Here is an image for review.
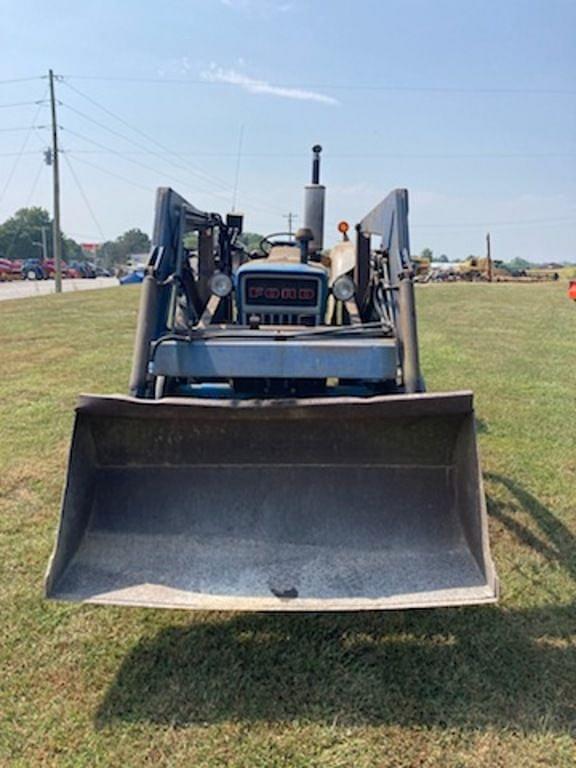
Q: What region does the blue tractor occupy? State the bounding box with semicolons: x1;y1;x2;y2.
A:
46;147;497;612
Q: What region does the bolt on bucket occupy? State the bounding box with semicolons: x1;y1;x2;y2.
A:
46;391;498;611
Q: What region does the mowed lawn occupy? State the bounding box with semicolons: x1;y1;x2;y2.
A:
0;283;574;767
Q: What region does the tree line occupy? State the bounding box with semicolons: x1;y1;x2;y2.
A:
0;207;151;269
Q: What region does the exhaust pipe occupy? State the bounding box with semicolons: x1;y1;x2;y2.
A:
303;145;325;253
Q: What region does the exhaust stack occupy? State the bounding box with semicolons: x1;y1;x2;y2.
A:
303;144;325;253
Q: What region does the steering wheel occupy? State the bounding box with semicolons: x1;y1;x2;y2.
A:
258;232;296;256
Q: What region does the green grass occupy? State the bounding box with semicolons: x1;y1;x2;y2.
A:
0;283;575;767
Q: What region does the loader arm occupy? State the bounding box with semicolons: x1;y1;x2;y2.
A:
130;185;422;400
46;146;498;612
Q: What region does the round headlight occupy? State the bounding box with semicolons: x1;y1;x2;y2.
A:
209;272;233;297
332;274;355;302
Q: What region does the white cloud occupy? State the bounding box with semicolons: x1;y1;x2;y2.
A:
201;66;339;106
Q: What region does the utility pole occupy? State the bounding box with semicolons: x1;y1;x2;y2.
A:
283;212;298;236
486;232;493;283
33;225;49;261
41;225;49;262
48;69;62;293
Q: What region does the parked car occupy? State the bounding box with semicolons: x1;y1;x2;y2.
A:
83;262;97;278
66;264;82;279
42;259;76;279
119;267;145;285
69;261;97;279
0;258;23;281
21;258;47;280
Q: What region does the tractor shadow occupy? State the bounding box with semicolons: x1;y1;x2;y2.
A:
475;416;489;434
95;477;575;732
486;472;576;582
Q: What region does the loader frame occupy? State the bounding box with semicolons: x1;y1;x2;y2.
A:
45;149;498;612
130;187;423;400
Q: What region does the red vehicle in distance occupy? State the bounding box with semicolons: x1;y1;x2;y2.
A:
0;259;23;281
42;259;80;279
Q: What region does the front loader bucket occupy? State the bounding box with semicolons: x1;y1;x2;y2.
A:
46;392;498;611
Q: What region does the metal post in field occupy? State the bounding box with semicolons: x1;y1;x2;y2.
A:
49;69;62;294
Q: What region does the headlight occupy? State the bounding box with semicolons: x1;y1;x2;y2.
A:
209;272;233;297
332;275;355;302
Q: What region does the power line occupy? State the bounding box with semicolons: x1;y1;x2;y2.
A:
0;92;47;211
70;154;155;193
61;125;231;203
0;125;47;132
61;80;242;192
62;126;282;216
60;74;576;96
63;149;576;233
60;99;232;196
60;148;576;160
0;75;44;85
27;161;46;203
0;151;41;157
60;78;284;215
412;217;576;230
5;160;46;258
62;152;107;240
0;100;47;109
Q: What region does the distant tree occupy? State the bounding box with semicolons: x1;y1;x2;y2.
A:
115;228;151;256
0;207;52;261
238;231;266;252
0;207;86;263
420;247;433;262
438;254;449;263
98;241;120;270
505;257;531;271
98;228;151;270
63;237;84;262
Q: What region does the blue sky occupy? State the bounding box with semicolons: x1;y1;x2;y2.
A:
0;0;575;261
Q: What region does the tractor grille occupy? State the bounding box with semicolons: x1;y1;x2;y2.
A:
238;269;324;328
244;312;317;327
254;313;317;326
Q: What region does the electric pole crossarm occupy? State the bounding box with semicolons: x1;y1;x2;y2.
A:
283;212;298;236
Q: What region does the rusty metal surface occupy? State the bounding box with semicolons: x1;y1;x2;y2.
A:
46;392;498;611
